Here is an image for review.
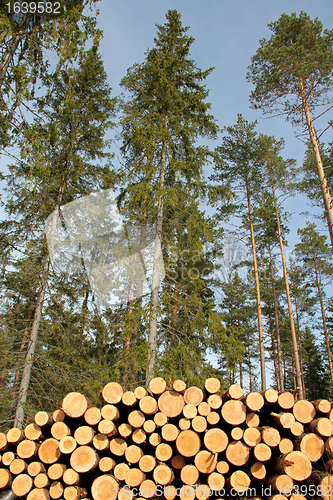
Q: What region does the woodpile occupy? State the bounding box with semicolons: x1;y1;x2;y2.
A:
1;379;333;500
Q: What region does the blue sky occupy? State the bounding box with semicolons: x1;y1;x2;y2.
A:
95;0;333;250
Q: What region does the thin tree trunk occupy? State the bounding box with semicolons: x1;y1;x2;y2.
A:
244;174;266;390
248;344;252;392
314;266;333;392
294;297;306;399
146;142;166;385
299;78;333;248
268;244;284;391
269;172;303;398
239;360;243;389
14;187;63;428
267;300;280;392
8;324;29;417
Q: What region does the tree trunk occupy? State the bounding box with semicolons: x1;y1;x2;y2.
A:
299;78;333;249
146;141;166;384
269;172;303;398
267;302;280;392
268;244;284;391
314;266;333;392
294;298;306;399
244;174;266;390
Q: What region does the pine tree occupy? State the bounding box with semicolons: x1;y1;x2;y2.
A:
248;12;333;248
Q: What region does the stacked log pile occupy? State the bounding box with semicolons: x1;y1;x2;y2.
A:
1;378;333;500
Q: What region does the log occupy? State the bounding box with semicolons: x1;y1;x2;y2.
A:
318;474;333;500
195;485;211;500
27;463;46;477
51;422;71;441
183;404;197;419
293;400;316;424
198;402;211;417
12;474;33;497
171;455;185;470
1;453;15;467
261;427;281;447
223;383;243;400
139;479;156;499
275;451;312;481
84;407;101;427
122;391;137;408
173;380;186;393
53;410;65;423
289;422;304;437
49;481;63;500
155;443;172;462
134;387;148;400
204;428;228;453
270;412;295;429
97;419;116;438
204;378;221;394
243;392;264;412
225;441;250;466
34;473;50;489
70;446;99;474
192;416;207;434
100;405;119;423
325;436;333;455
99;457;115;473
132;429;146;445
226;471;251;493
154;413;168;427
295;433;324;462
38;439;61;464
246;412;260;428
0;470;12;490
243;427;261;447
110;438;127;457
216;461;229;474
74;426;95;446
118;486;133;500
249;462;266;480
148;377;167;395
206;412;220;426
206;395;222;410
179;485;195;500
261;388;278;404
64;486;87;500
34;413;53;428
184;387;203;407
63;469;81;486
309;418;333;437
118;424;132;439
180;465;199;485
27;488;50;500
143;421;155;434
128;411;145;429
313;399;331;415
267;475;294;495
179;418;191;431
230;427;244;441
221;400;246;425
194;450;217;474
101;382;123;405
0;435;8;452
6;428;24;445
277;392;295;410
59;436;77;455
114;463;129;482
139;397;158;416
62;393;90;419
9;459;27;475
125;445;143;464
125;468;146;487
153;464;174;485
47;464;66;481
253;443;272;462
91;475;119;500
138;455;156;473
279;439;294;454
176;430;200;457
161;424;179;442
207;472;225;491
25;424;43;442
148;433;161;447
